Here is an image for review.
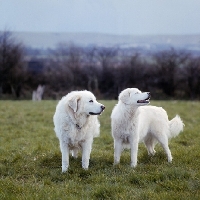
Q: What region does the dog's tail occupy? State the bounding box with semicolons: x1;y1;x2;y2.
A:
168;115;184;139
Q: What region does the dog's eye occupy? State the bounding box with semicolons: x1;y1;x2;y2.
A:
89;100;93;103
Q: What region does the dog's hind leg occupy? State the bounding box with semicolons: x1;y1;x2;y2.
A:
144;135;157;156
155;133;172;162
114;139;123;165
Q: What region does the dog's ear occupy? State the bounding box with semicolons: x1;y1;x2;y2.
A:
119;88;131;104
68;95;81;112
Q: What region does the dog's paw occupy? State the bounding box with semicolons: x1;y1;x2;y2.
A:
82;164;89;170
114;158;120;165
62;164;68;173
82;161;89;170
82;167;88;170
148;150;156;156
168;157;173;163
131;162;137;168
62;169;68;173
113;161;120;166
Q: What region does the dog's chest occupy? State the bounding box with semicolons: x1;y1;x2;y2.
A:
63;123;88;147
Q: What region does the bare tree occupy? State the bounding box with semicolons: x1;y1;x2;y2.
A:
66;44;87;89
113;52;148;97
96;47;118;96
153;49;189;97
45;43;88;97
0;31;25;98
83;46;100;95
182;56;200;99
42;44;200;100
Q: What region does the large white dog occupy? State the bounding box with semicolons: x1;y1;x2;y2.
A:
111;88;184;167
53;90;105;172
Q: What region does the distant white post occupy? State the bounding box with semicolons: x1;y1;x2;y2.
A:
32;85;45;101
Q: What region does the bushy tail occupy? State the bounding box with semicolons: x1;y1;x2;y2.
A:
168;115;184;139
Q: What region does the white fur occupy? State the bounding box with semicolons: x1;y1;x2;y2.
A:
53;90;105;172
111;88;184;167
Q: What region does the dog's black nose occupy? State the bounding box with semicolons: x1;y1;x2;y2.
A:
148;92;151;97
101;105;105;110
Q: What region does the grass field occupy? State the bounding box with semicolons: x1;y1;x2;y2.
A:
0;100;200;200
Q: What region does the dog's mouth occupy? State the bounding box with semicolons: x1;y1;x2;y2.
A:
89;106;105;115
89;112;101;115
89;111;104;115
137;96;150;104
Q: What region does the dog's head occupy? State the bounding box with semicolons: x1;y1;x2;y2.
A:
66;90;105;116
119;88;150;106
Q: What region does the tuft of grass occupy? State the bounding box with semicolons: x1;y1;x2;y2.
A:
0;100;200;199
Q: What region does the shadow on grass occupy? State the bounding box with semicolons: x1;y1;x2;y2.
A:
139;151;167;165
176;140;192;146
39;153;113;170
36;153;117;184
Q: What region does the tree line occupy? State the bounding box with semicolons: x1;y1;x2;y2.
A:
1;31;200;100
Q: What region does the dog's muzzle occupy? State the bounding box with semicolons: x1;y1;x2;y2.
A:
89;105;105;115
137;92;151;104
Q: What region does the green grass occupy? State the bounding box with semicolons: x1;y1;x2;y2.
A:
0;100;200;200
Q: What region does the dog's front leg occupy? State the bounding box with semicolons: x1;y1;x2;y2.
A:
114;138;123;165
60;140;69;172
81;140;92;169
130;137;139;168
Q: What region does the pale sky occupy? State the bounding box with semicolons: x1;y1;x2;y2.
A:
1;0;200;35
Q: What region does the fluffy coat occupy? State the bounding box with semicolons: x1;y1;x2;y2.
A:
53;90;105;172
111;88;184;167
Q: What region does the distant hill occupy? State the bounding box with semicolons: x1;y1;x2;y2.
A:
9;31;200;52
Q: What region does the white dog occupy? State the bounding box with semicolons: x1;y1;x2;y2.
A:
111;88;184;167
53;90;105;172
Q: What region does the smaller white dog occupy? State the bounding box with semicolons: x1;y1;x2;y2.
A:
111;88;184;167
53;90;105;172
